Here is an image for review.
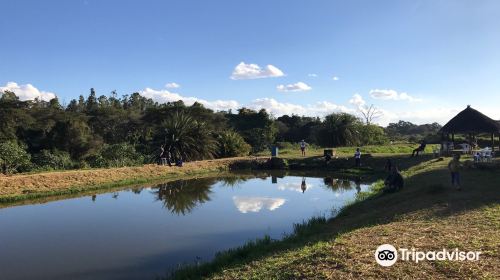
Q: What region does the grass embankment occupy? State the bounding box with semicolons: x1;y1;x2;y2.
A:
171;156;500;279
0;143;434;204
0;157;265;203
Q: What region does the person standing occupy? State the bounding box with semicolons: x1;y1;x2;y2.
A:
354;148;361;167
159;145;167;166
300;140;307;157
448;154;462;190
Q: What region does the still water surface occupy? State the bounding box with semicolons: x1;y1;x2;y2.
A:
0;172;371;280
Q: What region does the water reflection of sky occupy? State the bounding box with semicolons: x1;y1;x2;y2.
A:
0;174;371;280
232;196;286;213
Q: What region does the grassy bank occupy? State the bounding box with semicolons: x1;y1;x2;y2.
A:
170;157;500;279
0;157;266;203
0;144;436;203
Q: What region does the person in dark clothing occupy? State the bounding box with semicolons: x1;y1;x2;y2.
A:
384;159;392;173
324;153;332;165
411;140;427;157
384;166;404;193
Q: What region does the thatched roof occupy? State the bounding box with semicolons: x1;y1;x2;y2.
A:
440;106;500;134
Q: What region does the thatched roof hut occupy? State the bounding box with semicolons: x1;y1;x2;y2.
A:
440;106;500;134
440;106;500;152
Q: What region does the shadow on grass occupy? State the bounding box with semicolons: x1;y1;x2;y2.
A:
167;158;500;279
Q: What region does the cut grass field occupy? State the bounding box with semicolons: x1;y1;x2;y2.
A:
170;156;500;279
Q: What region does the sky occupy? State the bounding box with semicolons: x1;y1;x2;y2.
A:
1;0;500;126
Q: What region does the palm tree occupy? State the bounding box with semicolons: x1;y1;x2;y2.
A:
162;111;217;161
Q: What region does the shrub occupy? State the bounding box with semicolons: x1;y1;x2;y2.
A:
32;149;73;170
87;143;144;168
0;141;31;174
358;124;389;145
217;131;251;158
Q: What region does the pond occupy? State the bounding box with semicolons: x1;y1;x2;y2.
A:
0;172;372;280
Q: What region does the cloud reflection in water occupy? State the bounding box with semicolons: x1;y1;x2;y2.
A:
232;196;286;213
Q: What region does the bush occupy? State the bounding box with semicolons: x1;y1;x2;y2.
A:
217;131;251;158
358;124;389;145
32;149;73;170
87;143;144;168
0;141;31;174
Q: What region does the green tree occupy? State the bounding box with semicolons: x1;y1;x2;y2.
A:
0;141;31;174
358;124;389;145
228;108;277;152
314;113;362;146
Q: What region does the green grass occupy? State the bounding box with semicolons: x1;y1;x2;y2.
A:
259;143;439;158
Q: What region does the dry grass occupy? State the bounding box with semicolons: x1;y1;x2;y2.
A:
0;157;262;200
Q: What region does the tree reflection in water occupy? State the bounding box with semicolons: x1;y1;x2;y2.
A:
323;177;356;192
152;178;216;215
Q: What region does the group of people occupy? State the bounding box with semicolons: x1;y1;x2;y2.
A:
159;145;183;167
298;139;463;192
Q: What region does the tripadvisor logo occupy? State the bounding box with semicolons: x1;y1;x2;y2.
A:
375;244;481;267
375;244;398;266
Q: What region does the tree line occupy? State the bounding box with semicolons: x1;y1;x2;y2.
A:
0;89;441;174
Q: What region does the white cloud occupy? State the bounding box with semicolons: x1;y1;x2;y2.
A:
308;73;318;77
232;196;286;213
332;76;340;81
349;93;366;108
0;82;57;101
139;86;239;111
277;82;312;92
165;82;180;89
230;62;285;80
249;98;353;117
369;89;422;102
250;98;304;116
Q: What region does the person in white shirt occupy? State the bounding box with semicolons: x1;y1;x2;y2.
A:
354;148;361;167
300;140;307;156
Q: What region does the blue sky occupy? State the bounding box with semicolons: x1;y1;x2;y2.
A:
1;0;500;125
